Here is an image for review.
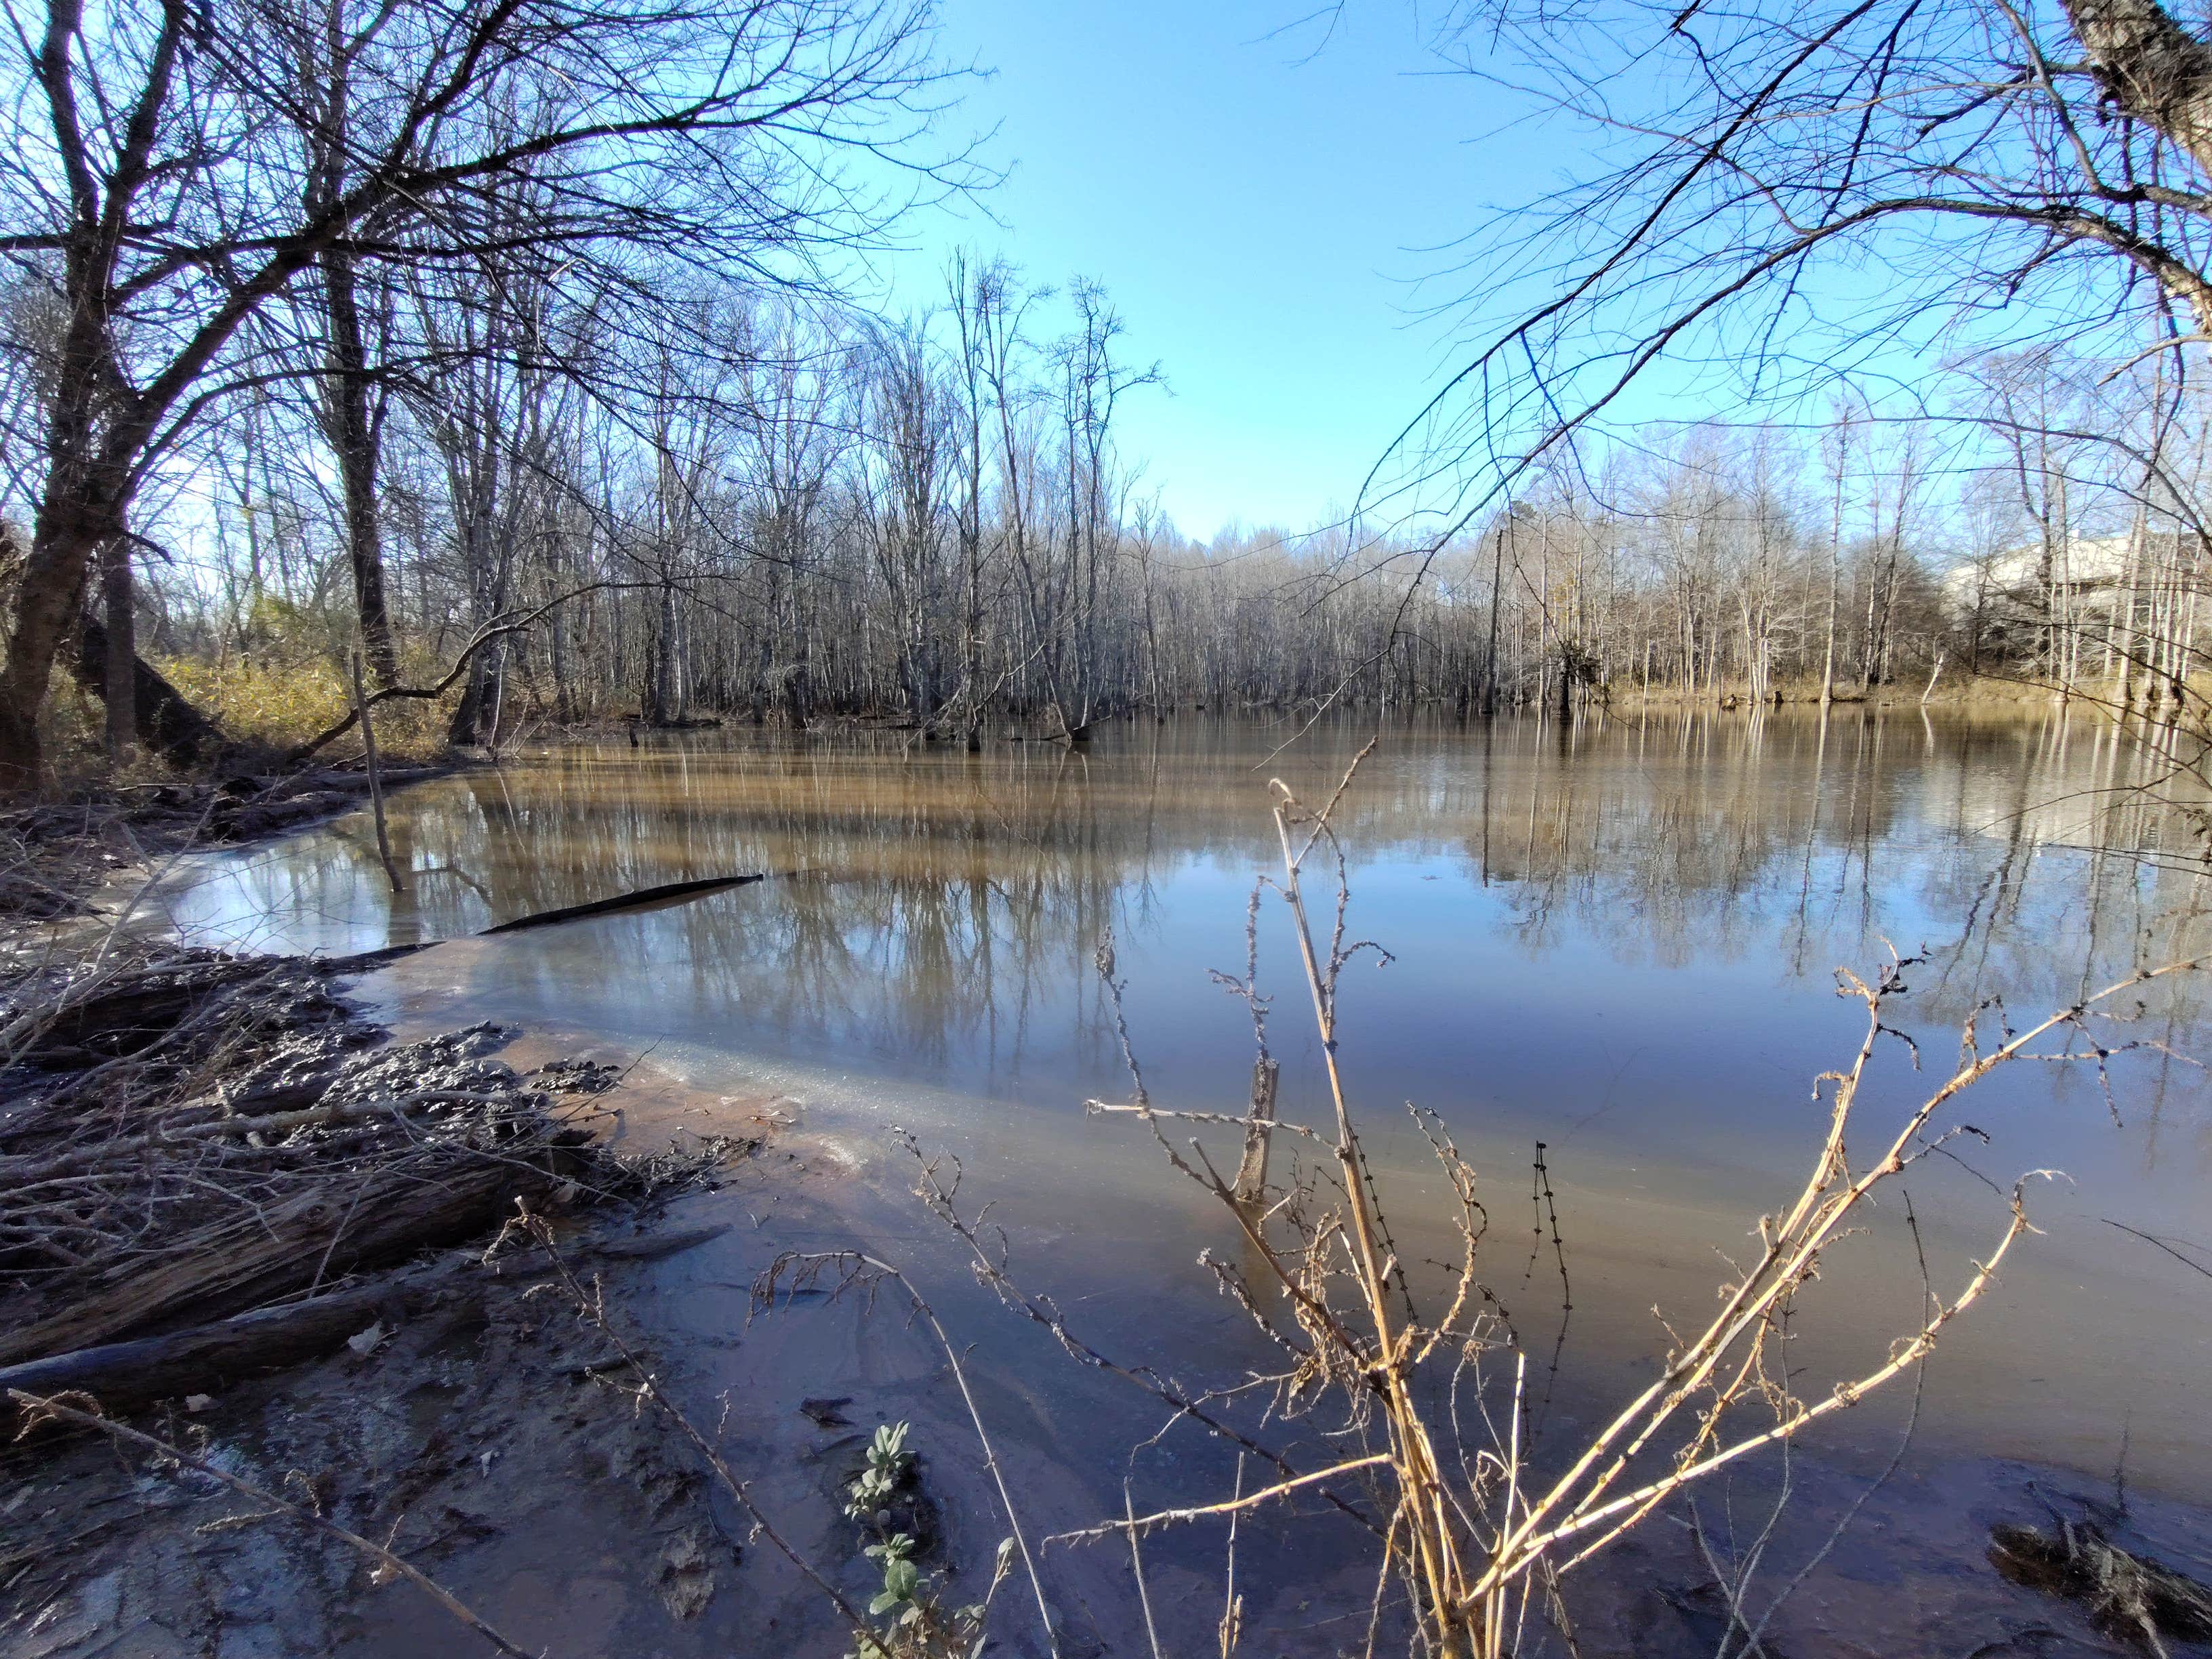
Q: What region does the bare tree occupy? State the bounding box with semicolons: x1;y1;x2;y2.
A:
0;0;961;787
1381;0;2212;602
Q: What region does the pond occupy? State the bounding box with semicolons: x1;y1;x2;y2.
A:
145;709;2212;1648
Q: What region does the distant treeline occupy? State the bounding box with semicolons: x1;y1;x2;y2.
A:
7;0;2211;786
24;256;2212;760
120;314;2210;746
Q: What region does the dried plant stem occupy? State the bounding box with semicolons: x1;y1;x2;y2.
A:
1126;1479;1165;1659
1220;1452;1246;1659
1074;756;2197;1659
1054;1456;1394;1543
1270;779;1475;1653
1463;956;2208;1622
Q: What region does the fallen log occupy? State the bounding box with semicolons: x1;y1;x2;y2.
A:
71;609;230;773
583;1222;730;1261
0;1258;465;1429
0;1223;733;1427
0;1143;583;1365
478;872;764;935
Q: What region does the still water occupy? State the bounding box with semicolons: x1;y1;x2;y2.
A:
149;712;2212;1515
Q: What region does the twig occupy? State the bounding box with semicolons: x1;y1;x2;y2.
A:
5;1391;533;1659
1049;1456;1393;1544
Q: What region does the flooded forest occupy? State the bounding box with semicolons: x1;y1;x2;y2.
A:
7;0;2212;1657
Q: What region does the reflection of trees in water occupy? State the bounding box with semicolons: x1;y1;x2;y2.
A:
171;712;2212;1072
1444;710;2212;1025
351;735;1190;1084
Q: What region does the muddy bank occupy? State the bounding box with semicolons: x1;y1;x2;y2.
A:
16;1152;2209;1659
6;947;2211;1658
0;936;777;1657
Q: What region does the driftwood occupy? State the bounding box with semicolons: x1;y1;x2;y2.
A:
0;1257;465;1427
0;1223;733;1427
584;1222;731;1261
316;874;775;951
0;1138;583;1364
478;873;764;935
1992;1520;2212;1646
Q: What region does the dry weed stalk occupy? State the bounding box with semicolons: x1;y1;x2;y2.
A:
1053;751;2206;1658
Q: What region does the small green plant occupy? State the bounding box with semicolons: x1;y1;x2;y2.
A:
843;1421;915;1522
848;1532;1006;1659
835;1425;1012;1659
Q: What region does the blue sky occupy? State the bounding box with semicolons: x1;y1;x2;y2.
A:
880;2;1514;542
859;3;2158;550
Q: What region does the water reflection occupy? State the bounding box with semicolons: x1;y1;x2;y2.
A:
153;710;2212;1164
161;712;2212;1016
150;709;2212;1493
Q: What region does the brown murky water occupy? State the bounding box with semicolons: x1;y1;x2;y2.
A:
144;710;2212;1650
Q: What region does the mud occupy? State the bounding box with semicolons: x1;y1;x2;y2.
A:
7;1090;2211;1658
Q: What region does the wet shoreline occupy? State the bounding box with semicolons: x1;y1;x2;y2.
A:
10;710;2209;1655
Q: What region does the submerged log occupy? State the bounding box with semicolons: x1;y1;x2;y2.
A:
1992;1521;2212;1644
478;872;764;935
1233;1057;1280;1205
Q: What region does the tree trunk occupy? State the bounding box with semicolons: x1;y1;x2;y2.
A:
100;534;137;760
2065;0;2212;175
323;249;398;689
0;491;121;791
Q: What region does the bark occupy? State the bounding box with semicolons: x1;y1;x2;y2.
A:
323;249;398;688
2064;0;2212;174
655;577;684;723
99;535;136;759
0;471;119;792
